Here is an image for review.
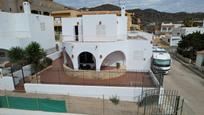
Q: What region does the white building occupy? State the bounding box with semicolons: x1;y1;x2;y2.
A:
0;2;56;64
196;50;204;67
62;4;153;72
160;22;182;34
161;25;204;46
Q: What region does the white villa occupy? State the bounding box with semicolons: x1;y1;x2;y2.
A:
62;4;153;72
0;2;56;65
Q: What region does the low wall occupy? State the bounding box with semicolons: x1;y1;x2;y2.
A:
176;53;192;63
149;70;160;87
25;83;154;102
47;51;61;60
0;108;83;115
0;76;15;91
63;64;126;80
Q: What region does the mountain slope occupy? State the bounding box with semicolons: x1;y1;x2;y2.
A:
80;4;204;25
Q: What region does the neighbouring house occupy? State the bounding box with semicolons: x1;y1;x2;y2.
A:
0;0;71;15
0;2;56;66
196;50;204;67
160;22;174;34
161;23;204;47
62;3;153;71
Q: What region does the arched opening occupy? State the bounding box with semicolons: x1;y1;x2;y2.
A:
101;51;126;70
78;52;96;70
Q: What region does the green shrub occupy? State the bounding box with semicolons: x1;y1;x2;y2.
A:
109;95;120;105
45;57;53;66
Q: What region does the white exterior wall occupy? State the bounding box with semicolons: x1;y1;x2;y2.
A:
25;83;154;102
196;54;204;67
0;76;15;91
82;14;118;41
29;14;56;50
0;12;24;50
64;40;152;71
170;36;182;46
183;27;204;35
117;16;127;40
62;14;128;42
0;12;55;50
0;108;83;115
62;17;82;41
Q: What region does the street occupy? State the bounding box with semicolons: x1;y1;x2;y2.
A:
164;59;204;115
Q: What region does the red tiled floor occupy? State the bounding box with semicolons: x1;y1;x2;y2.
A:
40;57;155;87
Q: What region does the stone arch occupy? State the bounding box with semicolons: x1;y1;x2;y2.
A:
100;51;126;70
78;51;96;70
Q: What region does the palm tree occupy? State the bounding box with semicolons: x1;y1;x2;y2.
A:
25;42;46;74
8;47;26;83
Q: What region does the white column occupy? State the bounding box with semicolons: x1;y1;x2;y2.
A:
96;58;101;72
158;87;164;105
72;55;79;70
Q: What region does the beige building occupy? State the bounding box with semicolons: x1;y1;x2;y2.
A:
51;9;135;31
0;0;71;15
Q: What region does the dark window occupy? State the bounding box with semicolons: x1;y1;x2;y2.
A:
75;26;79;41
20;6;23;11
43;12;50;16
9;8;12;12
54;26;62;33
31;10;38;14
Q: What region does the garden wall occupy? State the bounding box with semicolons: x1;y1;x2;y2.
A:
0;76;15;91
47;51;61;60
63;64;126;80
0;108;83;115
25;83;155;102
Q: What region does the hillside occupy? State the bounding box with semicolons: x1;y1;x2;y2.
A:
81;4;204;26
80;4;120;11
128;9;204;25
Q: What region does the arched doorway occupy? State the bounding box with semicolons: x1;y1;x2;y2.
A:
101;51;126;70
78;52;96;70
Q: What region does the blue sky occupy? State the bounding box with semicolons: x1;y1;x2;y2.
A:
54;0;204;13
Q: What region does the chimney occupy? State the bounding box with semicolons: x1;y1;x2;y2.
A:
120;0;126;17
23;1;31;14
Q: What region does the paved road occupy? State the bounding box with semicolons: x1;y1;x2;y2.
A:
164;59;204;115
